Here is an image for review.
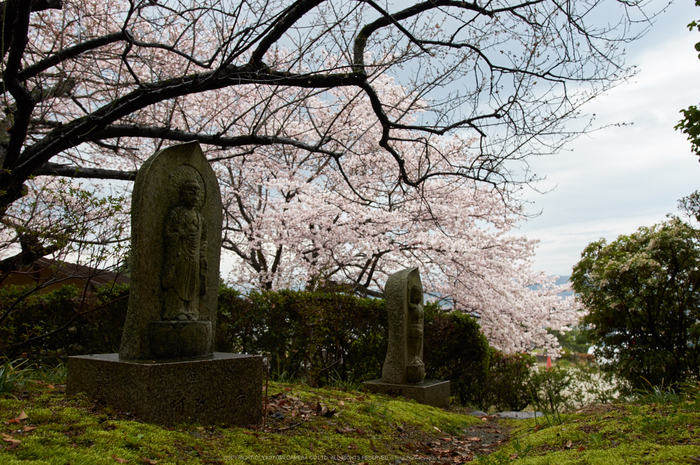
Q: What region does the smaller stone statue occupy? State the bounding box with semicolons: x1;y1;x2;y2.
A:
162;179;208;321
363;266;450;407
382;267;426;384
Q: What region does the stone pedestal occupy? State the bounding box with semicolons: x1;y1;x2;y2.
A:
67;352;262;426
363;379;450;409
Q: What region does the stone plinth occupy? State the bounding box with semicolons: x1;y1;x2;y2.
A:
363;379;450;409
67;352;262;426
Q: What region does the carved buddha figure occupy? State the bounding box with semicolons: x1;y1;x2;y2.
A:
162;179;208;321
406;282;424;369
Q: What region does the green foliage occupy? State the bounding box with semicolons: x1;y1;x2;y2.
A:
636;378;683;405
548;326;593;354
216;286;388;385
0;283;129;360
676;105;700;158
677;1;700;158
528;366;572;426
679;190;700;224
0;359;67;397
480;351;535;412
0;358;30;397
2;279;518;411
217;286;524;412
571;218;700;389
423;309;491;407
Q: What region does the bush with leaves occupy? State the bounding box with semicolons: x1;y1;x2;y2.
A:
423;309;490;408
481;351;535;412
572;218;700;389
4;280;541;411
0;283;129;361
216;287;388;385
217;286;508;405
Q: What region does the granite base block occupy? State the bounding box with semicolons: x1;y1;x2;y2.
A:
362;379;450;408
66;352;262;426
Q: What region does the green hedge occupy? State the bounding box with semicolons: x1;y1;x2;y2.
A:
1;283;533;411
216;286;530;411
0;283;129;361
216;287;388;385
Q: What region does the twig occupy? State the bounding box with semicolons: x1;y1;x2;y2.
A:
275;422;301;432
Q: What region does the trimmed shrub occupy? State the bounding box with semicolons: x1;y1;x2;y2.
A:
0;283;129;361
423;309;490;407
2;281;532;412
216;287;388;385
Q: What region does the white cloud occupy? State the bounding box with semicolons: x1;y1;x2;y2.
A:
516;0;700;277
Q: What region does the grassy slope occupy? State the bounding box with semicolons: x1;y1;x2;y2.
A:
483;398;700;464
1;380;700;464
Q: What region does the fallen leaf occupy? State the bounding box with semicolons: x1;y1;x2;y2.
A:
112;456;129;464
433;426;442;432
566;440;572;449
22;426;36;432
510;454;519;459
6;411;28;425
577;446;586;452
338;400;345;407
2;433;20;444
466;437;482;442
140;458;159;465
533;424;543;432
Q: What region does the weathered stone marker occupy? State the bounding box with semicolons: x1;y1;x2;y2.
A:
67;142;262;426
364;267;450;408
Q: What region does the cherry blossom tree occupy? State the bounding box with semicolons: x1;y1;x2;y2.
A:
218;78;579;353
2;0;656;212
0;0;653;350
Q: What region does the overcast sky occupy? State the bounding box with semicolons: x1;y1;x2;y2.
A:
515;0;700;278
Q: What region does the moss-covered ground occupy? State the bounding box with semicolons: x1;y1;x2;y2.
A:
1;379;700;464
481;397;700;464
